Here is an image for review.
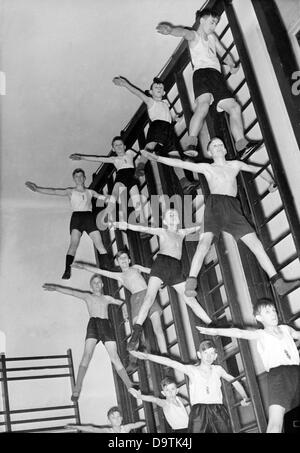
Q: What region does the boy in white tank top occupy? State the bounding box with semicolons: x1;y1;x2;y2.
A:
25;168;111;279
131;340;249;433
198;298;300;433
113;76;181;174
70;137;146;225
156;8;262;159
129;377;189;433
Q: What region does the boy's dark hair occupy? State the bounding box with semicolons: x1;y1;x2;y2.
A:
195;8;220;22
253;298;276;317
72;168;85;178
116;248;131;260
107;406;121;418
150;77;164;90
199;339;217;352
111;136;124;146
207;136;223;151
160;377;176;389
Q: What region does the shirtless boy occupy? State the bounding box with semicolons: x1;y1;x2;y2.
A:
72;250;167;355
65;406;145;433
113;208;212;351
43;274;133;401
141;139;300;298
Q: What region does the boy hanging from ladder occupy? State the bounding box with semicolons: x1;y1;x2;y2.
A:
113;208;213;352
141;138;300;298
131;339;250;433
70;136;146;225
43;274;133;402
156;7;262;159
197;298;300;433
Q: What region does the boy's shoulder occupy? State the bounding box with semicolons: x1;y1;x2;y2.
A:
90;292;110;301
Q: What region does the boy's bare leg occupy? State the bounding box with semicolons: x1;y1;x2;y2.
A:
106;184;122;223
185;232;214;297
241;232;300;295
105;341;133;389
62;229;81;279
135;142;156;176
72;338;97;401
218;98;244;144
89;230;111;270
149;311;168;354
174;282;212;324
266;405;285;433
129;186;146;224
219;98;263;158
89;230;107;255
185;94;210;156
128;277;162;351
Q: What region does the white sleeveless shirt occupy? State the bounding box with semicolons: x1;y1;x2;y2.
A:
186;364;223;405
70;189;93;212
163;397;189;429
114;149;135;171
189;31;221;72
257;325;300;372
148;99;172;123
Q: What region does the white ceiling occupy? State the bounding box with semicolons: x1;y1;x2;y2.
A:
1;0;204;204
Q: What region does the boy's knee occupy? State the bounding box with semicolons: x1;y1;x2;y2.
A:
230;101;241;115
196;101;209;115
197;238;211;253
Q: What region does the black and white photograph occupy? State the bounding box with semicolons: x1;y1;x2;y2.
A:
0;0;300;438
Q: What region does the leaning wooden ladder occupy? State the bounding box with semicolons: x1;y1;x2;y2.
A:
0;350;80;432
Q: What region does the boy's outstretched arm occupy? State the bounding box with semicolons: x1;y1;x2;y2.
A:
106;296;125;307
214;35;239;74
196;326;260;341
180;225;202;237
123;421;146;432
42;283;89;301
113;220;161;237
129;388;166;408
156;23;195;41
25;182;70;197
132;264;151;274
65;423;107;433
90;190;109;202
113;76;152;106
238;162;277;193
69;153;115;163
72;261;123;282
220;368;250;406
141;150;209;174
131;351;189;375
